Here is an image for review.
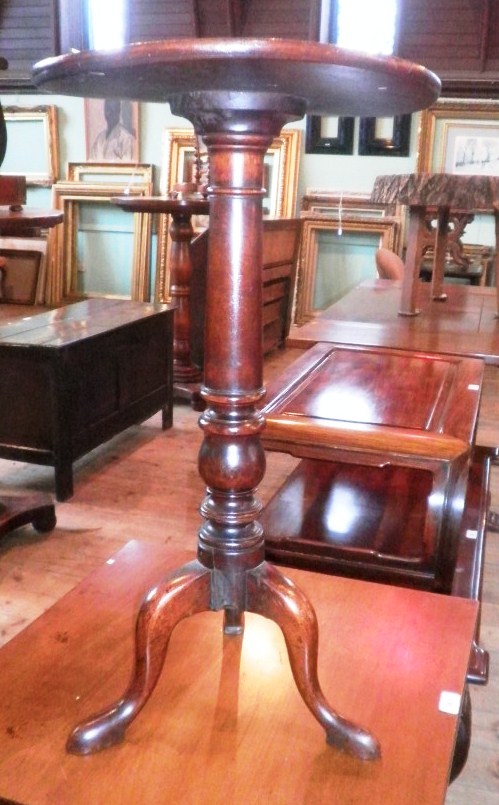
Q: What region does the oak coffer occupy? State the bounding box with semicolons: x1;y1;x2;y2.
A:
0;298;174;500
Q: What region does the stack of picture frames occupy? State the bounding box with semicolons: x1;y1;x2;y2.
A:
46;98;152;306
50;162;154;306
295;190;404;324
0;105;59;305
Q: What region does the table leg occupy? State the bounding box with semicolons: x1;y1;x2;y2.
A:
168;209;203;404
431;206;450;301
65;90;380;762
399;205;426;316
0;493;56;538
494;207;499;316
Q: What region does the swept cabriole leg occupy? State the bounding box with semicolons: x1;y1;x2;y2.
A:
67;560;211;755
247;562;381;761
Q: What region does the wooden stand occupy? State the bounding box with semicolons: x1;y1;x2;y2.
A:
113;195;209;409
33;38;440;760
0;204;63;540
0;540;478;804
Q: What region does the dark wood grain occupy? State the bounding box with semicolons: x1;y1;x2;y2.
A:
0;299;174;500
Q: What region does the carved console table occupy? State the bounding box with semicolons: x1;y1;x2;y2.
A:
371;173;499;315
33;38;440;761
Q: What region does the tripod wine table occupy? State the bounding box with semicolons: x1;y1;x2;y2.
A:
33;38;440;761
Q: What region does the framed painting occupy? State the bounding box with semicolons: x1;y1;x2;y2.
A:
84;98;140;163
417;99;499;175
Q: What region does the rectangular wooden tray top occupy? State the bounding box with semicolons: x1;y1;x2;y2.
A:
262;342;484;464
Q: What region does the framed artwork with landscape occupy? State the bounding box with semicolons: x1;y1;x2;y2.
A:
417;99;499;175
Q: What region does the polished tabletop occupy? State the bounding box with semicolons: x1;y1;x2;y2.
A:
287;279;499;364
0;540;477;805
32;38;440;117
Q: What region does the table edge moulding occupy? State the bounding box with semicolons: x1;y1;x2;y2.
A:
31;39;441;762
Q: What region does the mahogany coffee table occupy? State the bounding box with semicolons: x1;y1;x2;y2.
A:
32;38;440;761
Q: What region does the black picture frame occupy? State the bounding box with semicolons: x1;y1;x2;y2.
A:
305;114;355;154
358;114;412;156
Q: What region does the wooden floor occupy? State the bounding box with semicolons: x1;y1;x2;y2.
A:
1;304;499;803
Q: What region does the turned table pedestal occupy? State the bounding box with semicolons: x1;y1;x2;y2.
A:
113;195;209;408
33;38;440;761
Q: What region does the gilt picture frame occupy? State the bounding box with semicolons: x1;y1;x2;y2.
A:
417;99;499;174
49;181;152;305
294;214;400;324
1;105;59;186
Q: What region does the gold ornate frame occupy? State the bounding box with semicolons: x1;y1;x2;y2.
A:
294;214;400;325
301;191;401;219
159;128;301;217
49;181;153;306
417;99;499;173
66;162;153;186
2;105;59;186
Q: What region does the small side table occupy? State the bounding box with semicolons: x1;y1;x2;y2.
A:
113;195;209;408
33;37;440;762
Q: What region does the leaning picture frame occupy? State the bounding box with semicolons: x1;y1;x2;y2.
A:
66;162;153;186
49;181;152;305
160;127;301;218
1;105;59;186
417;99;499;174
84;98;140;163
0;248;42;304
294;214;400;325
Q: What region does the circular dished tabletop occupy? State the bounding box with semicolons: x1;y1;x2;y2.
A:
32;38;440;119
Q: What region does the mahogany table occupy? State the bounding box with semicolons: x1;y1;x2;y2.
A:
0;206;63;541
0;540;478;804
33;38;440;760
288;279;499;364
113;194;209;408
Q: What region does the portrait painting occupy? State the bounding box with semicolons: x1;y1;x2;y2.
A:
85;98;139;163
